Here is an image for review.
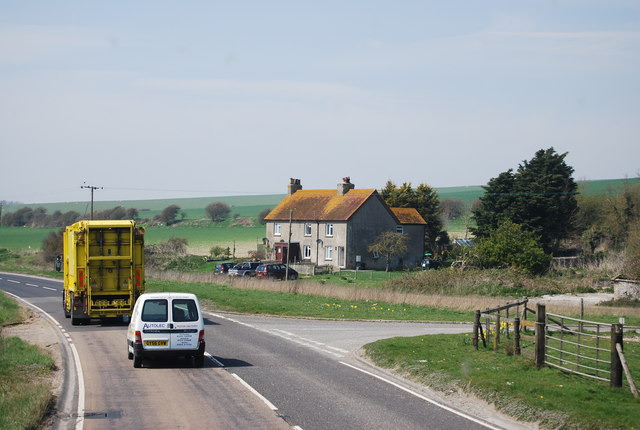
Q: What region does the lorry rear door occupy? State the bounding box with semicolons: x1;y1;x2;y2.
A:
169;298;200;350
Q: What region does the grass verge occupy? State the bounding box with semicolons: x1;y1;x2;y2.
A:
0;292;56;430
146;279;472;321
364;333;640;430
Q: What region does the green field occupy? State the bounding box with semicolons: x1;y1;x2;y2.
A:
0;227;59;251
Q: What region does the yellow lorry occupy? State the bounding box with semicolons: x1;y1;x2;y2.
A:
61;220;145;325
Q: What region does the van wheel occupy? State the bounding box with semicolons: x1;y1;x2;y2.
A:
133;354;142;368
194;355;204;368
127;346;133;360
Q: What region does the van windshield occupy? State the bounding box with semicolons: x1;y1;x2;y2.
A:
141;299;168;322
172;299;199;322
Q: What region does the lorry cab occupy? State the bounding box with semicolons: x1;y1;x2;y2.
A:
127;292;206;368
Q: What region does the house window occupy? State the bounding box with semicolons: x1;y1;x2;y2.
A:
325;223;334;237
303;245;312;259
396;225;404;234
372;251;379;259
304;223;312;236
325;246;333;260
274;223;281;236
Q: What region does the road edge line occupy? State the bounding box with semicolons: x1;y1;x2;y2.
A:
339;361;501;430
4;292;86;430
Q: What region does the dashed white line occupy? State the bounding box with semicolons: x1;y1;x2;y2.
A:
26;283;39;287
232;373;278;411
209;312;347;358
3;291;85;430
7;279;20;284
42;287;57;291
205;352;225;367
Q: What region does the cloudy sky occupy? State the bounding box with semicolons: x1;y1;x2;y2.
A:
1;1;639;204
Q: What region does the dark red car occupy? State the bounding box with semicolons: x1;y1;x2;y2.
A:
255;264;298;280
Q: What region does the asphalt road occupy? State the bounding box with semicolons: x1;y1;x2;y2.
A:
1;273;525;430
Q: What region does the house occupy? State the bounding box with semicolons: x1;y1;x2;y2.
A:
263;178;426;270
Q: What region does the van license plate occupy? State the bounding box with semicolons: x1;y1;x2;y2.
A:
144;340;168;346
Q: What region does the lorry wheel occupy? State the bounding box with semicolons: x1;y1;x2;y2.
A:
71;314;80;326
133;354;142;368
194;355;204;368
63;292;71;318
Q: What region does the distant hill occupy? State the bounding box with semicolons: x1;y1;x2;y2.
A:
3;178;637;218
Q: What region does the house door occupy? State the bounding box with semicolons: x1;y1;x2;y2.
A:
338;246;345;268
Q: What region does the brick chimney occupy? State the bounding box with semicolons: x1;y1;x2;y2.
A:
337;176;354;195
288;178;302;195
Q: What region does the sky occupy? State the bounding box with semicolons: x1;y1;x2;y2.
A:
1;1;639;204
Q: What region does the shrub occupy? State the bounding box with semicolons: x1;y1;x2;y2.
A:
471;221;552;275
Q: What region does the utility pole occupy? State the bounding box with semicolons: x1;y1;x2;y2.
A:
286;208;293;281
81;183;102;220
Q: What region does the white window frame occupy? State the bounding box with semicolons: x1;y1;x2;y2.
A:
325;246;333;260
396;225;404;234
303;245;312;259
304;223;312;236
274;223;281;236
325;223;334;237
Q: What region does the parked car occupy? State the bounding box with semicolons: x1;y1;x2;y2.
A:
255;264;299;280
421;258;441;270
214;261;235;275
127;292;206;368
228;261;262;277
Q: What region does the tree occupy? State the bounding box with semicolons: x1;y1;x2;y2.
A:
157;205;181;225
380;181;448;252
440;198;466;221
623;221;640;280
472;148;578;254
368;231;409;272
205;202;232;223
257;208;272;225
41;229;64;262
471;221;551;275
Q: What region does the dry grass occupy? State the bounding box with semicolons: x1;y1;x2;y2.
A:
145;268;637;319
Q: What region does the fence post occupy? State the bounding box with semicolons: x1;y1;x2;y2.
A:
535;304;546;368
473;310;480;350
494;313;501;352
514;317;521;355
611;323;624;388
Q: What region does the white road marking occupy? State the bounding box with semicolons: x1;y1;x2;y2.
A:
209;312;347;358
339;361;501;430
26;283;39;287
232;373;278;411
205;352;225;367
42;286;57;291
8;279;20;283
3;292;85;430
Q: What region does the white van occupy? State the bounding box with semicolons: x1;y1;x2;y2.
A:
127;292;206;368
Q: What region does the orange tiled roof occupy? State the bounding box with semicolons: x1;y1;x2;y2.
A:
264;189;385;221
390;208;427;225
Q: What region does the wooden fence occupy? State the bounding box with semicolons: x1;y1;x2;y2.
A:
473;302;638;396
